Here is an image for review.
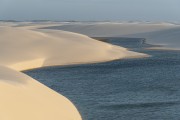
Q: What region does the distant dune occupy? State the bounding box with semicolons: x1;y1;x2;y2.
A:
42;22;177;37
43;22;180;49
0;22;147;120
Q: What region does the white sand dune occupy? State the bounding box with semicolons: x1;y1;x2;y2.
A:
45;22;180;49
0;24;146;120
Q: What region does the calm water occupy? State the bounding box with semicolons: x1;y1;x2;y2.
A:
24;38;180;120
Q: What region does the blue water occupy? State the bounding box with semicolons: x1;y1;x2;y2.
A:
24;38;180;120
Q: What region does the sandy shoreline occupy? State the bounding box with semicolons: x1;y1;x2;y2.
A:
0;22;148;120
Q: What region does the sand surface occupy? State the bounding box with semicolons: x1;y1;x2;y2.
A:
0;22;146;120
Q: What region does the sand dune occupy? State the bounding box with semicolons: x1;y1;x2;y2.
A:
0;24;146;120
0;26;146;71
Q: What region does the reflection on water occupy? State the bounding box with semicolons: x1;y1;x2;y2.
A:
24;38;180;120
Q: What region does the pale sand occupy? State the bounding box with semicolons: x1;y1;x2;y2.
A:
46;22;180;50
0;24;147;120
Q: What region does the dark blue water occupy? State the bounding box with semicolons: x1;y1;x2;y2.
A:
24;38;180;120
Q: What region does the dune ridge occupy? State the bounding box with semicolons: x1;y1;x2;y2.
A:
0;23;146;120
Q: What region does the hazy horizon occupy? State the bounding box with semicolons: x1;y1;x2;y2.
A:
0;0;180;22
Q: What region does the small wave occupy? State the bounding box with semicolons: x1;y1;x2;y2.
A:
99;101;180;110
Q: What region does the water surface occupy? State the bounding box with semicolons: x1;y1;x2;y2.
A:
24;38;180;120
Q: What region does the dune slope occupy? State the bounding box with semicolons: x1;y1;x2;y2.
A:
0;66;81;120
